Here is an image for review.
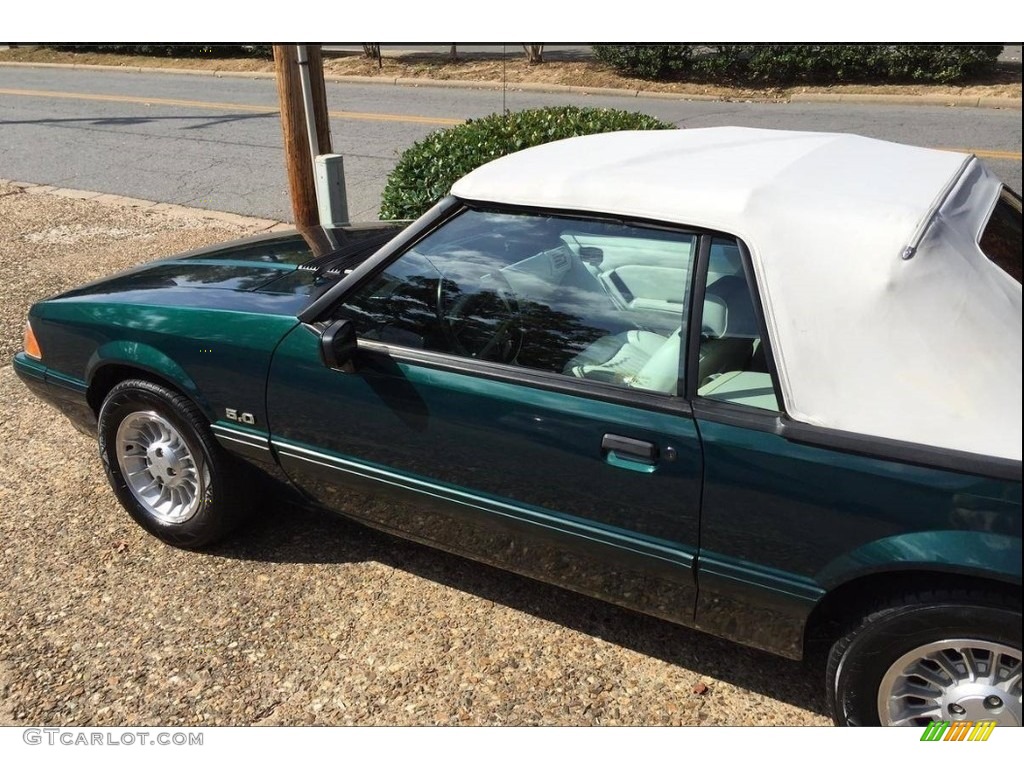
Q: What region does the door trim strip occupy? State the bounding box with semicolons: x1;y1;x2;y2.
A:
273;436;696;569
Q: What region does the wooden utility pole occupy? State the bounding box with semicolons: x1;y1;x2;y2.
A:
273;44;332;228
307;46;332;155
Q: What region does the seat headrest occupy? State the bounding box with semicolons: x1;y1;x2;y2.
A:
704;275;759;338
702;295;728;337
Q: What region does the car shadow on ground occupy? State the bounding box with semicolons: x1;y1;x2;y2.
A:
212;496;829;719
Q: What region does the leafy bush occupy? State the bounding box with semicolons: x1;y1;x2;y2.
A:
875;45;1003;82
592;45;694;79
593;44;1002;84
379;106;674;220
45;44;272;58
704;44;1002;84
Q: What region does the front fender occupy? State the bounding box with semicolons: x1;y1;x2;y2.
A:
87;341;212;420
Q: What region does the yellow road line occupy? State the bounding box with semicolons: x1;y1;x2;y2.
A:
327;109;462;126
0;87;464;127
941;147;1022;160
2;88;1019;157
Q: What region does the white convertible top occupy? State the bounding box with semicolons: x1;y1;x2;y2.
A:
452;128;1022;461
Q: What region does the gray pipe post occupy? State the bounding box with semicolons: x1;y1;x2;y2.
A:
296;45;349;227
296;45;320;160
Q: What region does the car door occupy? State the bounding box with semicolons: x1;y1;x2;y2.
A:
266;207;705;625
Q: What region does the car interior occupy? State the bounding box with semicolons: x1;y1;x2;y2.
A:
495;231;778;408
347;212;779;410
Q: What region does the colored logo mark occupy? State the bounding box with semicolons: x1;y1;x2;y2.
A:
920;720;997;741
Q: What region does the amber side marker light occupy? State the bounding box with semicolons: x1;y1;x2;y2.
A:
23;322;42;359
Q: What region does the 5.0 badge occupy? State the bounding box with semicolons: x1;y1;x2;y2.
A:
224;408;255;425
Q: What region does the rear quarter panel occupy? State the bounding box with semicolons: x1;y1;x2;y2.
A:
694;418;1021;658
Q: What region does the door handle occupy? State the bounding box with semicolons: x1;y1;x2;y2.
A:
601;433;658;473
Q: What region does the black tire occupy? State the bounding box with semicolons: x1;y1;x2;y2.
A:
827;589;1022;726
98;379;250;549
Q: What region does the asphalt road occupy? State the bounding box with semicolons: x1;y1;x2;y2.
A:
0;66;1020;221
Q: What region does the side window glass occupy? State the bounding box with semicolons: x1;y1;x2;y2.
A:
697;238;780;411
979;189;1022;283
335;209;696;395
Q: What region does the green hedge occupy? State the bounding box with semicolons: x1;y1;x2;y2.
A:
591;45;694;79
593;44;1002;84
379;106;674;220
45;44;272;58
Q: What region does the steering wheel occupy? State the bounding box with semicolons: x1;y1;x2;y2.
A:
437;267;524;364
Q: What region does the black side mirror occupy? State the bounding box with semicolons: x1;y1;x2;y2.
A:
320;319;357;372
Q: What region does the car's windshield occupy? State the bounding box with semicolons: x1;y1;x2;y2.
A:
979;187;1022;282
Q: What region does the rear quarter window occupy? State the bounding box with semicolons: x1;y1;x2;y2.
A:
979;188;1022;282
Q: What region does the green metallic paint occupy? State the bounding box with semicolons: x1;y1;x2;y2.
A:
151;230;314;263
12;353;51;417
87;340;208;414
816;530;1022;588
210;420;272;442
692;415;1022;656
14;351;97;437
694;553;825;659
273;434;694;568
169;257;300;272
696;417;1020;576
44;367;88;394
266;323;704;625
273;433;701;626
699;552;825;602
16;224;398;464
210;421;275;465
269;324;703;541
33;301;298;429
13;352;47;382
23;225;408;425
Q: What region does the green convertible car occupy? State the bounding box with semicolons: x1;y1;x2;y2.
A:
14;128;1022;726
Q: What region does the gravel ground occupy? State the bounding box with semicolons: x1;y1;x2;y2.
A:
0;183;830;726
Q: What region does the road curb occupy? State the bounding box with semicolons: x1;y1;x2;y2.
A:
0;178;288;231
789;92;1022;109
1;60;1019;110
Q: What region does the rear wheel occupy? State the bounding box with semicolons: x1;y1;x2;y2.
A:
827;590;1022;726
98;379;249;548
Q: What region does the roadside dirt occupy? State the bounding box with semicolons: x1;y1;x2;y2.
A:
2;47;1020;102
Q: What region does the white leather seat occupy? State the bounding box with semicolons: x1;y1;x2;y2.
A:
564;328;682;394
564;329;665;383
698;275;758;383
563;272;760;394
630;329;682;393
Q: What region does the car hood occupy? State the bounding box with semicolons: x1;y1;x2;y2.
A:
49;223;407;316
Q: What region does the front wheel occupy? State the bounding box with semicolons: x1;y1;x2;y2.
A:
98;379;249;548
827;590;1022;726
